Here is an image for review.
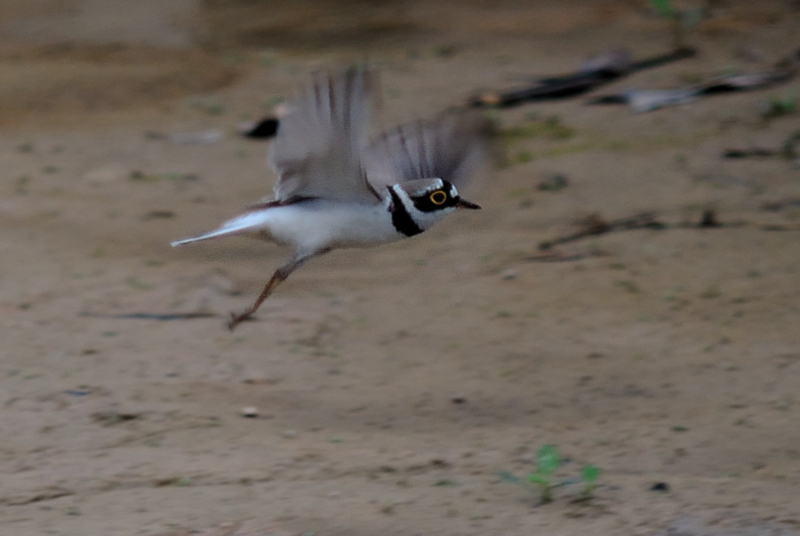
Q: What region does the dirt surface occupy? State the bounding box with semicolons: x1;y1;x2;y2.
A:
1;1;800;535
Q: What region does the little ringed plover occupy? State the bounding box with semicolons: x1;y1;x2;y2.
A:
172;67;488;330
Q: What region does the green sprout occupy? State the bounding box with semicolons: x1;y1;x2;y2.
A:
499;445;602;504
761;94;797;121
648;0;704;50
527;444;560;503
580;464;601;498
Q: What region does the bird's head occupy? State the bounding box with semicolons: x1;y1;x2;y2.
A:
387;178;480;236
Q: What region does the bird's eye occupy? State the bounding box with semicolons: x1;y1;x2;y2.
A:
429;190;447;205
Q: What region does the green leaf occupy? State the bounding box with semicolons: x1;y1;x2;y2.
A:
648;0;675;18
536;445;560;474
527;473;549;485
581;464;601;483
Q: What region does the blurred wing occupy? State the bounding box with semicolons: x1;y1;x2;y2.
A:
364;113;489;191
269;67;381;203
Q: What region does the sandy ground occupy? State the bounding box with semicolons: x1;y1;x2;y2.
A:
1;1;800;535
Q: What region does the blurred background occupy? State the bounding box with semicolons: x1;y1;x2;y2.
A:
2;0;797;125
1;1;799;535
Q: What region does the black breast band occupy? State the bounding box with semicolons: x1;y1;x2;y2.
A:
388;188;423;237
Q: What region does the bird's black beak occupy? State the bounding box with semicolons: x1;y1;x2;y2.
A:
455;198;481;210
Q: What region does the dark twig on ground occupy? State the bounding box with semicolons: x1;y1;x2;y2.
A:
723;148;779;159
534;209;798;257
538;212;665;251
723;129;800;161
470;48;696;108
588;48;799;112
79;312;217;321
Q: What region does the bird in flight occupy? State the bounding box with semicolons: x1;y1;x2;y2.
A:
172;67;489;330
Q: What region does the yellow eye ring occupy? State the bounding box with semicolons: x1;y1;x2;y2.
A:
429;190;447;205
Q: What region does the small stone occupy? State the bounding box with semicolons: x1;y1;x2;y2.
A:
650;482;669;492
241;406;259;418
501;269;517;280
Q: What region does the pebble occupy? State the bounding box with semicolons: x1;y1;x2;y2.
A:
501;269;517;280
650;482;670;492
241;406;259;418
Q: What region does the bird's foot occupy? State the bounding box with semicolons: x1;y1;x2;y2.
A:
227;310;255;331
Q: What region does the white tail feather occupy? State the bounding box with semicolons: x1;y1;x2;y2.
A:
170;211;272;247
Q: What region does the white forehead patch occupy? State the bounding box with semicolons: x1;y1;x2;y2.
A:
409;178;445;197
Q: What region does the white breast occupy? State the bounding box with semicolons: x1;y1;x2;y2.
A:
244;199;403;252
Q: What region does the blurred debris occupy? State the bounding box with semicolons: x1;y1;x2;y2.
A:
129;170;200;183
470;47;695;108
79;311;216;321
595;88;696;112
92;411;142;426
242;372;281;385
723;130;800;162
759;94;797;120
168;129;223;145
146;130;224;144
698;209;720;228
537;173;570;192
537;208;800;255
761;199;800;212
500;269;518;280
723;147;778;159
735;45;767;64
141;209;176;220
239;102;288;140
525;251;589;262
539;212;664;251
589;48;798;113
692;172;763;191
240;117;279;139
699;69;795;94
647;0;706;51
64;388;93;397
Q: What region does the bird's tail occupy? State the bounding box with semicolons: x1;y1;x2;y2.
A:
170;210;272;247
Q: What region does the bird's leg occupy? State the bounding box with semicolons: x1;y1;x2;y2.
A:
227;249;329;331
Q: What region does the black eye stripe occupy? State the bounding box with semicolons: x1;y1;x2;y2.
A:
411;190;458;212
